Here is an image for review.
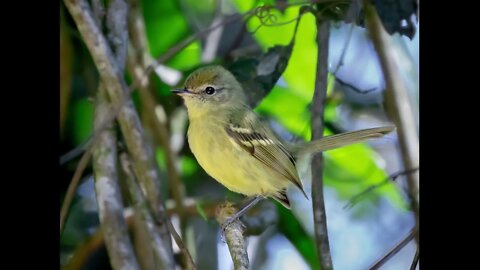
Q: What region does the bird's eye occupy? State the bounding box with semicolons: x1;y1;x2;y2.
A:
205;86;216;95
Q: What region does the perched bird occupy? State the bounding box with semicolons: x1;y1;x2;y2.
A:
172;65;394;221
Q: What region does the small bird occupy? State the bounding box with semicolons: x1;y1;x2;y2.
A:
172;65;394;222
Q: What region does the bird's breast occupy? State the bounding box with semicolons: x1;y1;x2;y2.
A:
187;119;284;196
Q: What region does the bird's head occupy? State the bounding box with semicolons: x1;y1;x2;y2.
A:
172;65;247;118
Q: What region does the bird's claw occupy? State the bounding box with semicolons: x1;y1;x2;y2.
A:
220;216;246;242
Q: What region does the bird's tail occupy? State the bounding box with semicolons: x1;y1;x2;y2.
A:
290;126;395;157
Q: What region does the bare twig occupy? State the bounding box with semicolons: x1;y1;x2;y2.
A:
60;150;92;234
335;77;377;94
63;0;173;261
343;167;419;209
90;0;140;269
119;153;176;270
410;247;419;270
369;228;416;270
364;0;419;244
310;15;333;270
332;20;354;76
216;202;249;270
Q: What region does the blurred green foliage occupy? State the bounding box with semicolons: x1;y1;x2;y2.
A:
61;0;416;269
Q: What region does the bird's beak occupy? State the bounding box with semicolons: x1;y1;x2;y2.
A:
171;89;194;96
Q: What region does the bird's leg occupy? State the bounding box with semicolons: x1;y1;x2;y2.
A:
221;195;264;232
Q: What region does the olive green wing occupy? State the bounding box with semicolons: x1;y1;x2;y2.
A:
225;111;307;198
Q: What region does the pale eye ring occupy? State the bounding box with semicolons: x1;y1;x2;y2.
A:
205;86;216;95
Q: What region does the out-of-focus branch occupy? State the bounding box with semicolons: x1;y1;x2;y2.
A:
60;149;93;234
369;228;416;270
344;168;419;209
216;202;249;270
120;153;176;270
127;0;186;224
126;1;193;267
63;0;174;263
90;0;140;269
311;15;333;270
64;198;279;270
363;0;419;244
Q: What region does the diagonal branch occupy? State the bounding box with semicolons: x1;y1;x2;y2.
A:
369;228;416;270
363;0;419;244
62;0;174;265
311;15;333;270
127;0;186;229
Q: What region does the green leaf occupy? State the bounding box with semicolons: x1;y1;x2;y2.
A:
143;0;189;57
71;99;93;145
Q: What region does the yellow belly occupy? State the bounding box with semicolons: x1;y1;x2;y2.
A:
187;120;288;196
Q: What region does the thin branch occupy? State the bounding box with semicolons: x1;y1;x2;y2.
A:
60;149;92;234
90;0;140;269
60;136;92;165
369;228;416;270
364;0;419;244
240;200;278;236
310;15;333;270
63;0;174;262
335;77;377;94
343;167;419;209
119;153;176;270
410;247;419;270
216;202;249;270
332;19;354;75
